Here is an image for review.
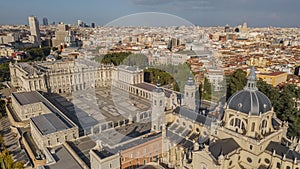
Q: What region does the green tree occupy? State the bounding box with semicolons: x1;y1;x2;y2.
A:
0;62;10;82
19;47;51;61
202;78;212;100
0;100;6;118
1;149;14;169
257;79;281;111
96;52;132;66
0;135;4;148
198;83;203;102
226;69;247;99
14;161;24;169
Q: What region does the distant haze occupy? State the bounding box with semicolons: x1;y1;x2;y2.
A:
0;0;299;27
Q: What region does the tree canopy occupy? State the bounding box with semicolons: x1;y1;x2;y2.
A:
0;62;10;83
19;47;51;62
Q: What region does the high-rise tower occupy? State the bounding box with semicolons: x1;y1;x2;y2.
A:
43;17;48;26
28;16;41;45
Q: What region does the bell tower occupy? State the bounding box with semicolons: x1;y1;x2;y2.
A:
183;72;196;111
151;77;165;132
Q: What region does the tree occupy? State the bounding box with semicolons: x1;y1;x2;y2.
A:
0;135;4;149
202;78;212;100
0;62;10;82
1;149;14;169
226;69;247;99
96;52;132;66
19;47;51;61
0;100;6;118
14;161;24;169
257;79;281;111
198;83;203;102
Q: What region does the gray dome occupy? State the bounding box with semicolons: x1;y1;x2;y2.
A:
227;90;272;115
227;66;272;115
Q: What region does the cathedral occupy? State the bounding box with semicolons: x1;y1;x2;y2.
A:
161;67;300;169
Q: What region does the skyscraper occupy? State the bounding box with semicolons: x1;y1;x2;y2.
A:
28;16;41;45
43;17;48;26
78;20;83;27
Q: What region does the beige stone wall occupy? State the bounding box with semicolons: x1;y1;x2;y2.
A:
10;61;114;94
11;95;51;121
90;150;120;169
21;133;46;168
30;119;79;150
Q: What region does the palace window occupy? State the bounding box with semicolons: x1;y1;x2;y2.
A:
264;158;270;164
251;123;255;132
276;162;281;168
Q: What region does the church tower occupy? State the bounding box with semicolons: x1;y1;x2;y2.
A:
183;73;196;111
151;77;165;132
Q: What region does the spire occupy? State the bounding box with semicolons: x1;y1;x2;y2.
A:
157;76;161;87
186;72;195;86
244;66;258;91
154;76;163;93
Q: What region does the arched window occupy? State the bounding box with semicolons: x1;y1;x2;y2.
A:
229;118;246;132
276;162;281;168
230;119;234;126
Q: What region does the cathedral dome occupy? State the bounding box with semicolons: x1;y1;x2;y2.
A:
227;67;272;115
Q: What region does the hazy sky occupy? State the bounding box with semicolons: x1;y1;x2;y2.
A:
0;0;299;27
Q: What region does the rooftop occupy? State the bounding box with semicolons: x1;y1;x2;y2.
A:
208;138;240;159
43;145;83;169
265;141;300;161
93;132;161;159
133;82;175;97
31;113;73;135
259;71;287;76
173;106;212;125
12;91;42;105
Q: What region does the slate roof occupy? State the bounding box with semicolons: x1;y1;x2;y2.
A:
173;106;212;126
12;91;42;105
227;90;272;115
265;141;300;160
208;138;240;159
166;129;193;148
31;113;72;135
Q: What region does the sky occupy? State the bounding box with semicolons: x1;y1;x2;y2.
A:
0;0;299;27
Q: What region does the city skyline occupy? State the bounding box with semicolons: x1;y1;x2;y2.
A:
0;0;300;27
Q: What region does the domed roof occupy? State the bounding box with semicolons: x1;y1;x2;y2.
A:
227;67;272;115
